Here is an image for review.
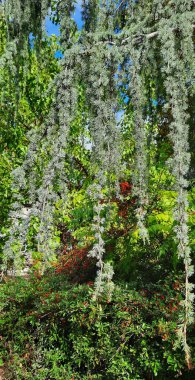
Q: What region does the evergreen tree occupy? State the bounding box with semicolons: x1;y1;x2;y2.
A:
1;0;194;365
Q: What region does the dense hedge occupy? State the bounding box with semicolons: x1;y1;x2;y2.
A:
0;272;194;379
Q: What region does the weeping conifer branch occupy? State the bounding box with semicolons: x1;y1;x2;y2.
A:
88;194;114;301
159;15;194;367
129;45;149;243
2;0;79;269
79;0;121;295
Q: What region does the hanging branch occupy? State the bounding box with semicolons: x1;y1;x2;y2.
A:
80;0;121;298
88;196;114;301
129;44;149;243
159;18;194;368
2;0;79;269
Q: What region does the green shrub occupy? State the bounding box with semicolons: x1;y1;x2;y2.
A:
0;272;194;379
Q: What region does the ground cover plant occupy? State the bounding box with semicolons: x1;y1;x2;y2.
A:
0;1;195;379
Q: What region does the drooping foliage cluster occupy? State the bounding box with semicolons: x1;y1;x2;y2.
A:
0;0;195;368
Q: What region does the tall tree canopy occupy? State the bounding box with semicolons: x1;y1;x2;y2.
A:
0;0;194;367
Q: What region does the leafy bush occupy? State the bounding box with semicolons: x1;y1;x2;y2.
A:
0;272;194;379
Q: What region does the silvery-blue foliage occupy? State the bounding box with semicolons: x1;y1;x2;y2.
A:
1;0;194;362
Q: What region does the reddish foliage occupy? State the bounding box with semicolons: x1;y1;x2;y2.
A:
55;246;96;284
87;281;94;287
118;208;129;218
119;181;132;195
117;181;136;219
44;292;51;298
173;281;180;290
118;199;136;219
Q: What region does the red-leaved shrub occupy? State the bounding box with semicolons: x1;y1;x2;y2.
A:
55;246;96;284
